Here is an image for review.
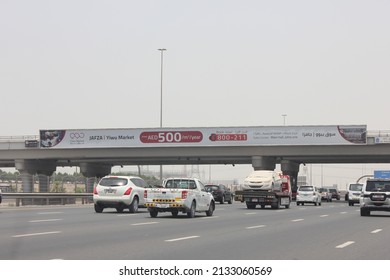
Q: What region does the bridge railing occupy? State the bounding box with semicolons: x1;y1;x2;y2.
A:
0;135;39;142
1;193;93;207
367;130;390;137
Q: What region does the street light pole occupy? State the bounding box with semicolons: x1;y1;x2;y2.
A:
158;48;166;128
158;48;166;181
282;114;287;126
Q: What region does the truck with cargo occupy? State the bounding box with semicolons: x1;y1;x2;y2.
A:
144;177;215;218
234;170;292;209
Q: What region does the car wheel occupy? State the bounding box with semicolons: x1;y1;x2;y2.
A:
360;208;370;216
271;199;280;209
129;197;139;213
171;209;179;217
187;201;196;218
206;201;215;216
149;208;158;218
94;203;103;213
246;202;256;209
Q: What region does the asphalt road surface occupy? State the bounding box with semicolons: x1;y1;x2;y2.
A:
0;201;389;260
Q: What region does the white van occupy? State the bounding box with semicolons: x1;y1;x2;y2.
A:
243;170;282;191
347;183;363;206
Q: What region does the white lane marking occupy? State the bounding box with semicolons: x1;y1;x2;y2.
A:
12;231;61;238
340;212;347;214
29;219;62;223
37;212;64;215
131;222;159;226
291;219;304;222
200;216;219;219
165;236;200;242
117;214;140;217
245;212;256;215
320;215;329;218
371;229;382;234
336;241;355;248
246;225;266;229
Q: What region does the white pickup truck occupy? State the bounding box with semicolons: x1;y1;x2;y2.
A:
144;178;215;218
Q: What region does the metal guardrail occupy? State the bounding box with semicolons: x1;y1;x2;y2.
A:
1;193;93;206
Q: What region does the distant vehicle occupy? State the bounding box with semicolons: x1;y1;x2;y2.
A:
319;187;332;202
145;178;215;218
360;179;390;216
347;183;363;206
0;188;2;204
296;185;322;206
93;175;149;213
328;188;340;200
235;171;291;209
205;184;233;204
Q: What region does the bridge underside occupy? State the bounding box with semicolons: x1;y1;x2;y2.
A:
2;144;390;192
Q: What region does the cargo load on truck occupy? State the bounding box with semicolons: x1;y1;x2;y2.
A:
235;170;292;209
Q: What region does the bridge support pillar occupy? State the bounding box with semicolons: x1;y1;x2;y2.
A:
281;160;301;190
38;174;50;192
79;163;111;193
251;156;276;170
15;159;57;192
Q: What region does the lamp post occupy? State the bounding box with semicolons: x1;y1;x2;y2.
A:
158;48;166;181
282;114;287;126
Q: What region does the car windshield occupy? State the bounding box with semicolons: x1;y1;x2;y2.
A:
365;181;390;192
349;184;363;191
165;179;196;189
329;189;337;193
319;188;327;193
205;186;219;191
299;186;314;191
99;177;127;187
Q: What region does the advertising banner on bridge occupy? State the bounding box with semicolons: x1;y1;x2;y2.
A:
39;125;366;149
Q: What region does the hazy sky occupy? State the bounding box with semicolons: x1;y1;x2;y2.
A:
1;1;390;186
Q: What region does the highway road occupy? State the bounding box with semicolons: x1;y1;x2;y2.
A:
0;201;389;260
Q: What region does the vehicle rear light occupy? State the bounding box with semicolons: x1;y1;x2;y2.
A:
144;190;147;198
124;187;133;195
93;186;98;195
182;190;188;199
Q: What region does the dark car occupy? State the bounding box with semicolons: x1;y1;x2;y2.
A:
328;188;340;200
205;184;233;204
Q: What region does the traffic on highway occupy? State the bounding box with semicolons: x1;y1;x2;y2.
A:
0;197;388;260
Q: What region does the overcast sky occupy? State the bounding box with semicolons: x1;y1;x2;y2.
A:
1;1;390;186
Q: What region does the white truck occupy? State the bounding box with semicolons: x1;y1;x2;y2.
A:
144;178;215;218
235;170;292;209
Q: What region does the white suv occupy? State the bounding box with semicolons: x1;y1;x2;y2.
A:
360;179;390;216
347;183;363;206
93;175;149;213
296;185;322;206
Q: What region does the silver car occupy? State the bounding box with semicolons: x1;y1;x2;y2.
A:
93;175;149;213
360;179;390;216
296;185;322;206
